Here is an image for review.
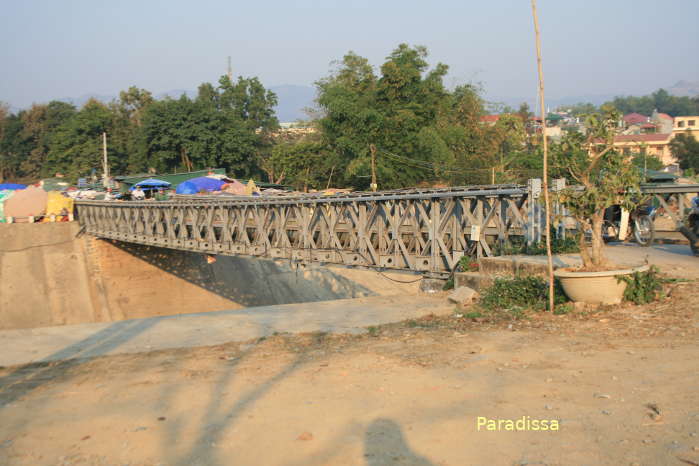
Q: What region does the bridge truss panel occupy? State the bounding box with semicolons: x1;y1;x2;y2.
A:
75;186;533;273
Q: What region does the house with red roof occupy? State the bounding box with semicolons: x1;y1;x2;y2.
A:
623;113;648;126
479;114;500;125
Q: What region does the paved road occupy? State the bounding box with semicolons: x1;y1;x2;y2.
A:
0;295;452;367
602;242;699;278
507;242;699;278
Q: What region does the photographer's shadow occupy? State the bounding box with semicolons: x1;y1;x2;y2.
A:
364;418;434;466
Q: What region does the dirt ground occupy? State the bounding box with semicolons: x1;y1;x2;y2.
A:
1;282;698;466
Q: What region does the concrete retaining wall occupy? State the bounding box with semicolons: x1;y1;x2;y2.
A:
0;223;420;330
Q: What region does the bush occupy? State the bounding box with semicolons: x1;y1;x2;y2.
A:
480;275;568;313
493;231;580;256
618;265;664;304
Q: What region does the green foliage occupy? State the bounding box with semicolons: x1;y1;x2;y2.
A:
0;75;277;182
494;232;580;256
553;109;645;268
268;140;333;190
479;276;567;314
464;311;483;319
314;44;529;189
631;152;665;172
618;266;664;305
604;89;699;117
671;132;699;172
557;102;598;116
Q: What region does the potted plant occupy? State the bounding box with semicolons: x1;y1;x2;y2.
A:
553;109;649;304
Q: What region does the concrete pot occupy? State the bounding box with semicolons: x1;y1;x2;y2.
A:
554;265;649;305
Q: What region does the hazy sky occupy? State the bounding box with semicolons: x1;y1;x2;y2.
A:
1;0;697;109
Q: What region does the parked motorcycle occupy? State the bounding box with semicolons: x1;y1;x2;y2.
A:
603;204;656;246
682;196;699;256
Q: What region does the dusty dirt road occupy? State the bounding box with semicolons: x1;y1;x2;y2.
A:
1;283;698;466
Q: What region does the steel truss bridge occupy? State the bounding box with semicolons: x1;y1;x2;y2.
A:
75;182;699;274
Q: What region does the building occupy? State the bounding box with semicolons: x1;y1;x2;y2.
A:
673;116;699;140
623;112;649;127
650;110;674;133
612;133;675;166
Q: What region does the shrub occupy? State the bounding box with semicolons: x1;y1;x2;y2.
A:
480;275;568;313
618;265;664;304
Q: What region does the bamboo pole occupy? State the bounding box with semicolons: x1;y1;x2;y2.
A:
531;0;555;312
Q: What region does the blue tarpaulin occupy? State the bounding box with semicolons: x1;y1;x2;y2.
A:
0;183;27;190
130;178;171;190
175;177;225;194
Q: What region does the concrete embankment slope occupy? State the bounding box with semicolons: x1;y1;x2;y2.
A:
0;223;420;330
0;294;451;367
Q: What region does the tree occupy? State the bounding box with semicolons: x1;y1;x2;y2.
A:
140;75;277;177
18;101;77;178
558;102;597;117
670;132;699;171
605;89;697;117
555;109;644;269
0;113;31;181
269;140;331;190
47;99;115;180
317;45;483;189
631;152;664;172
141;96;221;173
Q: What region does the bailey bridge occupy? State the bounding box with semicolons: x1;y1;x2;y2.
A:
74;182;699;275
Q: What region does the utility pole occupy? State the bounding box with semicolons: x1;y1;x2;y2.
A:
369;144;378;192
227;56;232;82
102;132;109;188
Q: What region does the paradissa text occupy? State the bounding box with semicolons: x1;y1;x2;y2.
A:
476;416;560;431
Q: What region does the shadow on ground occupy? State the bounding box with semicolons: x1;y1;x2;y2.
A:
109;240;375;306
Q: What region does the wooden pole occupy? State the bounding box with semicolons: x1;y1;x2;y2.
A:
369;144;378;192
326;165;336;190
531;0;555;312
102;132;109;188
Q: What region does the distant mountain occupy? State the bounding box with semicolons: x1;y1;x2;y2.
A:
667;80;699;97
58;93;119;108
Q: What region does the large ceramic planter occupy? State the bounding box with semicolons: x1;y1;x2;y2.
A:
554;265;649;305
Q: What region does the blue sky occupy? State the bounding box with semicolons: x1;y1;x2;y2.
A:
1;0;697;109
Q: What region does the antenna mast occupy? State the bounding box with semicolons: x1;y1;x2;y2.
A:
227;56;232;81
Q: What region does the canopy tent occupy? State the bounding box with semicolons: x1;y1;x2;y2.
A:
175;176;225;194
0;183;27;190
130;178;171;191
4;186;48;218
